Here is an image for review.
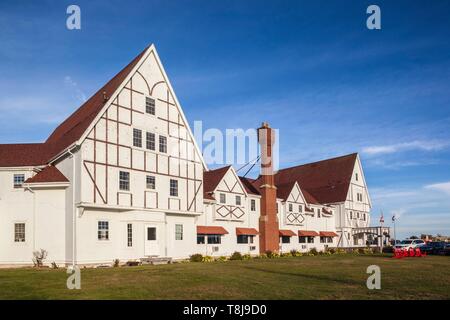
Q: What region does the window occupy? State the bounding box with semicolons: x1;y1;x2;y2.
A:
289;203;293;212
299;236;306;243
13;174;25;188
14;223;25;242
357;212;360;219
235;195;241;206
299;205;303;212
98;221;109;240
197;235;205;244
281;236;290;244
133;128;142;148
321;236;333;243
119;171;130;191
320;236;326;243
250;199;256;211
327;237;333;243
127;223;132;247
146;175;155;189
317;208;321;217
363;213;366;221
350;211;353;219
220;193;226;204
207;235;221;244
355;173;359;181
237;235;254;244
146;132;155;151
147;227;156;240
175;224;183;240
159;135;167;153
145;97;155;115
170;179;178;197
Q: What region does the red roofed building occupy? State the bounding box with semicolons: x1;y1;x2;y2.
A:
0;45;385;267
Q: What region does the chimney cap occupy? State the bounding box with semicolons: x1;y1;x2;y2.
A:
260;122;270;128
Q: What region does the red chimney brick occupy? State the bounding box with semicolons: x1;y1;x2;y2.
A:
257;122;279;253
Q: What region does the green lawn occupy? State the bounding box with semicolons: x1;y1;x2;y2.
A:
0;255;449;299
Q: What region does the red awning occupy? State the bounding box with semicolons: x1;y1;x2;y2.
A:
298;230;319;237
279;229;296;237
319;231;338;237
197;226;228;235
236;227;259;236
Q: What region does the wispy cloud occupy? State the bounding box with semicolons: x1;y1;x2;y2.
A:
362;140;449;156
64;76;87;103
425;181;450;195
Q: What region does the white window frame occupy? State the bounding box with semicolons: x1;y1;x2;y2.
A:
159;135;167;153
175;224;183;240
13;174;25;188
170;179;178;197
119;171;130;191
145;96;156;115
98;221;109;241
146;175;156;189
146;132;156;151
250;199;256;211
127;223;133;247
219;193;226;204
133;128;142;148
235;195;241;206
14;222;26;242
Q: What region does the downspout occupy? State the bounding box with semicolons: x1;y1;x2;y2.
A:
26;186;36;252
68;148;77;268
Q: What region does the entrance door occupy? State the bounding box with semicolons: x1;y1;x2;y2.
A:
144;225;159;256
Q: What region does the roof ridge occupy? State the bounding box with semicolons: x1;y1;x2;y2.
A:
277;152;357;172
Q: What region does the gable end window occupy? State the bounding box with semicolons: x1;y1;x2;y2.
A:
133;128;142;148
220;193;226;204
355;173;359;181
119;171;130;191
145;97;155;115
13;174;25;188
146;132;155;151
159;135;167;153
299;205;303;212
146;176;155;189
235;195;241;206
170;179;178;197
288;203;293;212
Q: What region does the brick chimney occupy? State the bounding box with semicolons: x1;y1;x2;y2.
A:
257;122;279;253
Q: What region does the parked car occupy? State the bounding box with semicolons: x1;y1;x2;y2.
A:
394;239;425;250
437;243;450;256
420;241;446;254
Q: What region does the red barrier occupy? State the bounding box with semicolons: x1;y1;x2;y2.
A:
392;247;425;258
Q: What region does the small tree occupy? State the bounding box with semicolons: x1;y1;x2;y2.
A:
32;249;48;267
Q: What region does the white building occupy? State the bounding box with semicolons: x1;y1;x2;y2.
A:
0;45;385;267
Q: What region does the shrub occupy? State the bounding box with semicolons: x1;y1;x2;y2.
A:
216;256;228;262
363;248;373;255
242;254;252;260
358;248;366;255
280;252;292;257
126;261;140;266
230;251;243;260
336;248;347;254
32;249;48;267
190;254;203;262
290;249;299;256
308;248;318;256
202;255;213;262
113;259;120;267
327;248;336;254
51;262;58;269
256;253;268;259
266;251;280;258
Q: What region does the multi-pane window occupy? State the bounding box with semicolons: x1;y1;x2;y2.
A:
14;223;25;242
299;236;306;243
170;179;178;197
159;135;167;153
321;236;333;243
288;203;293;212
207;235;221;244
197;235;205;244
220;193;226;204
145;97;155;115
307;236;315;243
175;224;183;240
235;195;241;206
119;171;130;191
250;199;256;211
146;176;155;189
237;235;254;244
281;236;290;244
133;128;142;148
127;223;132;247
146;132;155;151
13;174;25;188
98;221;109;240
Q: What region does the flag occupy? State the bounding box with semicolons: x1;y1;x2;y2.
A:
380;213;384;223
392;214;396;222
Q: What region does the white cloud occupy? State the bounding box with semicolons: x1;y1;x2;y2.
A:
424;181;450;195
64;76;87;102
362;140;449;156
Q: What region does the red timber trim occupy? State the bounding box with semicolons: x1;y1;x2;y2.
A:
197;226;228;235
298;230;319;237
236;227;259;236
319;231;338;237
279;229;296;237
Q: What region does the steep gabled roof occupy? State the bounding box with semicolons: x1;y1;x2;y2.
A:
0;47;149;168
44;46;149;161
239;176;260;195
25;165;69;183
203;166;231;200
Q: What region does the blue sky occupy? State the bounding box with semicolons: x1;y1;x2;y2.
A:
1;0;449;239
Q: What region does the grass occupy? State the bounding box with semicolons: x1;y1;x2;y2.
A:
0;254;449;299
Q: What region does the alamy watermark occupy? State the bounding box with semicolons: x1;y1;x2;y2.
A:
366;265;381;290
67;265;81;290
366;5;381;30
66;5;81;30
